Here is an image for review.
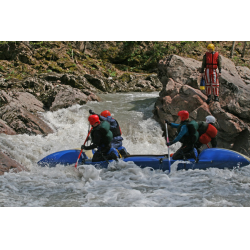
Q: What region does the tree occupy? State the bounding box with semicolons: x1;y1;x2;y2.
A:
241;42;247;58
230;41;236;58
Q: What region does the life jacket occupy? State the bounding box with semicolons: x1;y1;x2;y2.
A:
111;119;122;137
199;123;217;144
91;121;113;146
103;116;122;137
206;52;219;69
177;120;199;145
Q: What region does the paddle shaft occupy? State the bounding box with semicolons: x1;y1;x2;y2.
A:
165;123;171;173
74;127;93;168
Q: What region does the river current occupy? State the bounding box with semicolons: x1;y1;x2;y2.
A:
1;92;250;207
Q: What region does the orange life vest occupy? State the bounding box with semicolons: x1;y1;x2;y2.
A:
199;124;218;144
206;52;219;69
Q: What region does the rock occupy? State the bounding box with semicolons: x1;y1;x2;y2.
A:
0;90;53;135
0;151;27;175
0;78;8;88
85;74;109;92
158;55;201;86
146;75;162;89
0;119;16;135
236;66;250;84
50;85;100;111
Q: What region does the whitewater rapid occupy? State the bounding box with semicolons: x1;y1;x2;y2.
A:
1;92;250;207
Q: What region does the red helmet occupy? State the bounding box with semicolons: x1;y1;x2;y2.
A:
88;115;100;125
178;110;189;121
100;110;111;117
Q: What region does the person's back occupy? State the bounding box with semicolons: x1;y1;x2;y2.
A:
91;120;113;148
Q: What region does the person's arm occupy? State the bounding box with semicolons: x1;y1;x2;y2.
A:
172;125;188;143
170;123;180;128
200;55;206;73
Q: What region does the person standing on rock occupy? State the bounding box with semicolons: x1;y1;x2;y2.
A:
165;110;199;160
89;109;129;157
81;115;120;162
194;115;217;153
200;43;222;104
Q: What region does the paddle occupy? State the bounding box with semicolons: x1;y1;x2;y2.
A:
74;127;93;168
165;123;171;173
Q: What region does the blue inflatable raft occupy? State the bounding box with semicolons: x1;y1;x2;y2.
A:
37;148;250;172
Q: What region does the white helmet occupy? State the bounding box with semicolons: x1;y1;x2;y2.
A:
206;115;216;124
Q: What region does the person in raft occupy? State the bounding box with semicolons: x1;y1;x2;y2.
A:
200;43;222;104
194;115;218;154
81;115;120;162
89;109;129;157
165;110;199;160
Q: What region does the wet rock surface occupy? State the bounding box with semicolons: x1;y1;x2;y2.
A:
0;151;27;175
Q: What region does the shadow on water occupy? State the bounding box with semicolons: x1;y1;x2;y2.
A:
127;97;157;119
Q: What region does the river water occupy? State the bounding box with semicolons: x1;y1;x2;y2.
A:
1;92;250;207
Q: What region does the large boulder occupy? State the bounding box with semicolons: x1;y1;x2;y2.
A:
0;90;53;135
50;85;100;111
155;54;250;156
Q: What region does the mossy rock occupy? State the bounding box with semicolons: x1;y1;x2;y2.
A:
47;61;64;73
44;50;60;61
34;52;43;60
34;63;46;70
119;73;131;83
69;65;78;71
57;57;76;69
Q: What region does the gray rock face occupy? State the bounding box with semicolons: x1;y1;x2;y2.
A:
155;54;250;156
0;91;54;135
84;73;162;93
0;119;16;135
50;85;99;111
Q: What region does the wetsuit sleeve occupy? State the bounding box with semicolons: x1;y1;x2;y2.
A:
170;123;180;128
218;55;222;73
200;54;206;73
172;125;188;143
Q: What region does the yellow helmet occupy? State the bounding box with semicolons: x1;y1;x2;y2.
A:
207;43;215;51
